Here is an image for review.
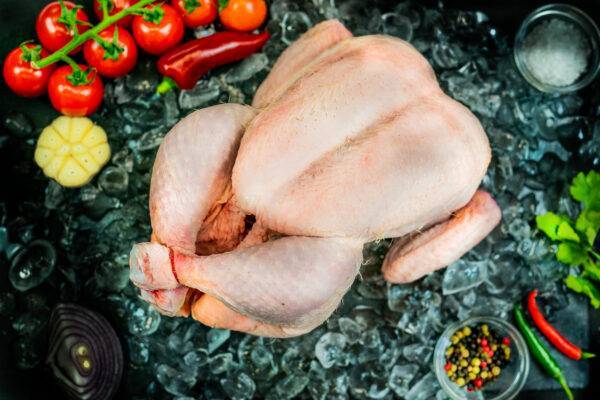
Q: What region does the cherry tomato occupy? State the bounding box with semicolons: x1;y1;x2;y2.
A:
93;0;139;28
3;44;56;98
36;1;90;53
171;0;218;28
219;0;267;32
132;4;185;55
48;65;104;117
84;26;138;78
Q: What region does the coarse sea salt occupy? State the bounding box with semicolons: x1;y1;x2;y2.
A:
522;18;590;87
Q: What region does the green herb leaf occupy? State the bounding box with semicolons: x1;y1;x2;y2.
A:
576;212;597;245
583;260;600;282
570;171;600;210
536;212;563;241
556;242;587;266
538;171;600;309
565;275;600;309
537;212;582;243
557;221;580;243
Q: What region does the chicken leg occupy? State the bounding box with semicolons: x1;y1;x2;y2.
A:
131;236;363;336
382;190;501;283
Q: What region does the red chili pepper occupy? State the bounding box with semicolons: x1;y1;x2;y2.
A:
155;30;270;93
527;289;595;360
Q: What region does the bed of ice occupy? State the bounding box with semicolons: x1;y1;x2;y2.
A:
0;0;598;399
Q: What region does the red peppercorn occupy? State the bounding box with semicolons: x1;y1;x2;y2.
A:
475;378;483;388
503;337;510;346
488;350;494;357
480;361;487;368
481;338;488;347
467;387;473;392
445;362;452;371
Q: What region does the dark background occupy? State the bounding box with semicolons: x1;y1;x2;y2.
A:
1;0;599;399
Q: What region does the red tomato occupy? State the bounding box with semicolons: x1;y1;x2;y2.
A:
2;44;56;98
171;0;218;28
36;1;90;53
93;0;139;27
48;65;104;117
84;26;138;78
219;0;267;32
132;4;184;55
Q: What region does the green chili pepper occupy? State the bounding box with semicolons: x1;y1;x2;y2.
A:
514;305;573;400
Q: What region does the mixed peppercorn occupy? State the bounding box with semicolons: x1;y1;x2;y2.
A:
444;323;512;392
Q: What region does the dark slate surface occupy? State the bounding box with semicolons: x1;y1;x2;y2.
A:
523;295;589;390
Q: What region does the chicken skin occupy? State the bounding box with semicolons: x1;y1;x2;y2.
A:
129;20;501;337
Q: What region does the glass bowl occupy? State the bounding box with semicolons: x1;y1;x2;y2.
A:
434;317;530;400
513;3;600;93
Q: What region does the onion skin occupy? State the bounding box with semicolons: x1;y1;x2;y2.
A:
46;303;124;400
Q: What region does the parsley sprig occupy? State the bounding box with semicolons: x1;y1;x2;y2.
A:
536;171;600;308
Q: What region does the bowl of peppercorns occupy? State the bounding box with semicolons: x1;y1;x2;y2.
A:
434;317;530;400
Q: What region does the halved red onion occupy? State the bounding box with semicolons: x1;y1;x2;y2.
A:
46;303;123;400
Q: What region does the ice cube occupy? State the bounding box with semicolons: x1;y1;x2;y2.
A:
381;13;413;41
338;317;363;344
209;353;235;374
9;240;56;292
44;181;65;210
221;371;256;400
95;261;130;292
225;53;269;84
405;372;440;400
3;111;34;138
266;373;310;400
442;260;488;295
402;343;434;365
315;332;347;369
156;364;197;395
127;299;161;336
207;328;230;354
281;346;306;374
178;78;222;110
388;363;419;397
128;337;150;366
281;12;313;45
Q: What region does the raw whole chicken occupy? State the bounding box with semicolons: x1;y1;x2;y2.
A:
129;20;501;337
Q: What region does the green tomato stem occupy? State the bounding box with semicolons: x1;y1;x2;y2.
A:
92;32;112;49
156;77;179;95
32;0;155;69
101;0;110;20
60;54;80;72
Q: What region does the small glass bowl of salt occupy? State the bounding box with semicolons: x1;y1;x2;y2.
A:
514;3;600;93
